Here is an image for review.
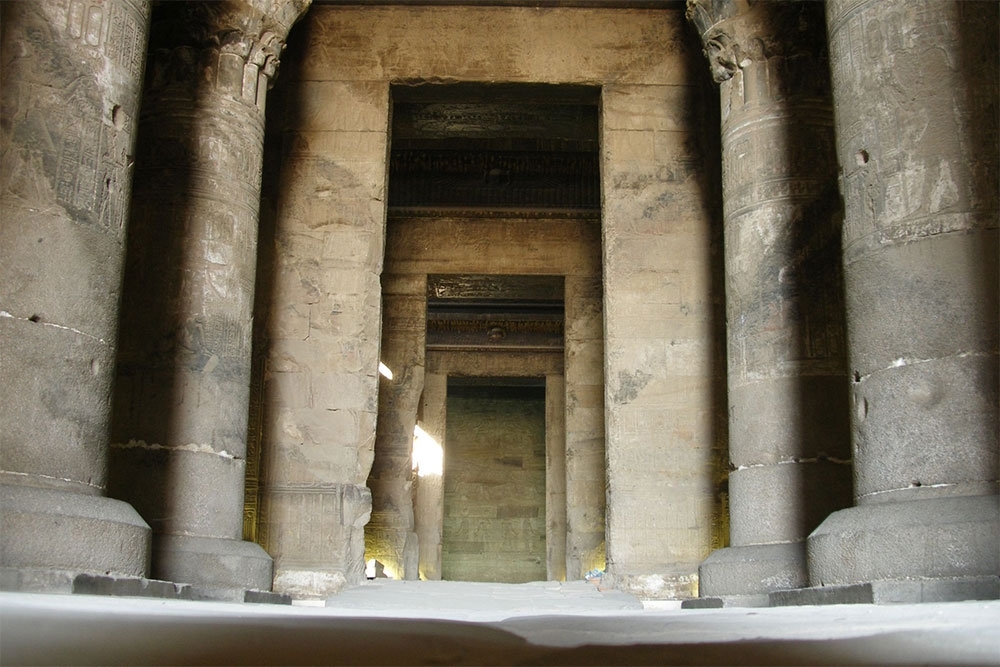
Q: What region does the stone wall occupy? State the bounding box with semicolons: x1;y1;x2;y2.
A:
256;5;723;597
383;214;600;581
601;67;725;596
443;385;547;583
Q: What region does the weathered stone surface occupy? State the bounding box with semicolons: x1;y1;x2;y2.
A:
110;0;311;592
601;71;721;597
0;0;152;583
0;485;150;578
771;578;1000;607
263;482;371;595
443;385;547;584
72;574;192;600
698;542;807;598
807;0;999;592
266;3;698;595
809;495;1000;588
294;7;690;85
728;464;851;548
686;0;852;601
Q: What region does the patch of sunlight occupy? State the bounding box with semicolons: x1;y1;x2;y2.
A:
378;362;394;380
411;424;443;477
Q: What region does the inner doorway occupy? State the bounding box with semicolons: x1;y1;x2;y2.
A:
367;82;606;583
443;379;547;583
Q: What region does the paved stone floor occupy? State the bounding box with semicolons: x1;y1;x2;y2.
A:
1;583;998;665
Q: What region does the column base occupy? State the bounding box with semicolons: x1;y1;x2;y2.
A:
0;484;150;580
697;542;808;598
152;534;273;592
603;571;699;600
273;568;351;599
808;494;1000;593
770;577;1000;606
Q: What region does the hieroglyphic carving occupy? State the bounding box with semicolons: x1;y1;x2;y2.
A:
50;0;148;235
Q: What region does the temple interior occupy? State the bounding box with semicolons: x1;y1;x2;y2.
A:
1;0;998;663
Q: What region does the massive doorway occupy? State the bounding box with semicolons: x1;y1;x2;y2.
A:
365;83;607;582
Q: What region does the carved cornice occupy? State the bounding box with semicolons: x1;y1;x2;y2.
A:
686;0;828;84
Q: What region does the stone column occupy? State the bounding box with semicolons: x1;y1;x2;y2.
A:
365;274;426;581
545;374;567;582
0;0;152;586
808;0;999;599
415;372;447;581
110;0;310;593
687;0;852;603
365;274;427;579
563;275;606;579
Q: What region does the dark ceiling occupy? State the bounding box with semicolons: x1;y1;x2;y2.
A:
388;83;601;211
315;1;683;7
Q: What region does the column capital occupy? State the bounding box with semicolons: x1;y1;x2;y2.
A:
152;0;311;47
147;0;311;94
686;0;826;84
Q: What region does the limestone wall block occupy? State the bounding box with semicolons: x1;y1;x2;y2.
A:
310;372;376;412
267;405;362;452
264;370;312;409
266;303;311;342
564;407;604;441
286;130;386;160
289;80;388;133
296;7;687;85
565;340;603;374
266;337;366;375
565;384;604;410
386;218;599;276
276;156;386;229
265;444;362;486
603;85;698;133
565;314;603;344
566;447;606;485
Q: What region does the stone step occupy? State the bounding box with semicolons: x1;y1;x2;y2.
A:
325;579;643;620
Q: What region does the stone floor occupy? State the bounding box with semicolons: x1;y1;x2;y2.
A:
1;583;998;665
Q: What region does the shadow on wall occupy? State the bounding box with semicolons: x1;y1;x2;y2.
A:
680;18;731;555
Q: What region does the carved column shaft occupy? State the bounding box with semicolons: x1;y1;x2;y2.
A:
0;0;152;584
366;277;427;582
110;0;309;592
687;0;851;600
808;0;999;596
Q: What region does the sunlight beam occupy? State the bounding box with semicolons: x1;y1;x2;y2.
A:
411;424;443;477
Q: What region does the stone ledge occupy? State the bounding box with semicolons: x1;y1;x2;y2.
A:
189;586;292;605
770;577;1000;606
73;574;192;600
0;569;194;600
681;593;769;609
